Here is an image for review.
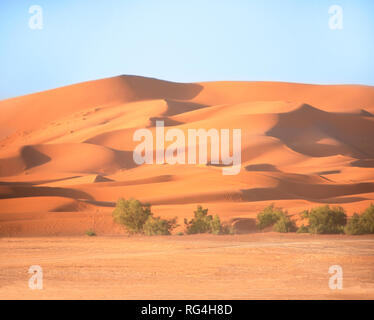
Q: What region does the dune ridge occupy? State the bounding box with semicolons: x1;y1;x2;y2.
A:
1;75;374;236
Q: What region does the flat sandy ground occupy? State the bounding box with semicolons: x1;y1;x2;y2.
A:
0;233;373;300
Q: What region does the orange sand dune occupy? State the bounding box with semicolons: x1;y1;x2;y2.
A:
1;75;374;236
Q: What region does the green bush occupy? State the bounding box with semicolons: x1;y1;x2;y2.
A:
273;214;296;233
143;216;178;236
345;204;374;235
184;206;231;235
302;205;346;234
112;198;152;234
300;210;310;219
296;224;309;233
112;198;177;235
184;206;212;234
360;204;374;233
256;204;295;232
345;213;365;235
256;204;284;230
211;215;223;235
85;229;96;236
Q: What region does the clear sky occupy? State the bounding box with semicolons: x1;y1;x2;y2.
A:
1;0;374;100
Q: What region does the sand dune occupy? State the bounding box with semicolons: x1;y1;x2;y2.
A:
1;75;374;236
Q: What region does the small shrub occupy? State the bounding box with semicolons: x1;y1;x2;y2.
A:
177;232;184;236
345;213;365;235
256;204;285;230
345;204;374;235
112;198;152;234
360;204;374;233
143;216;178;236
303;205;346;234
300;210;310;219
256;204;295;232
85;229;96;237
185;206;213;234
112;198;178;236
297;224;309;233
211;215;223;235
273;215;296;233
184;206;230;235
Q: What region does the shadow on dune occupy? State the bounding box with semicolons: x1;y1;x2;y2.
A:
307;196;368;204
52;200;88;212
245;163;279;172
315;170;341;175
351;159;374;168
124;179;374;206
207;162;232;167
20;145;51;170
359;109;374;117
114;150;139;170
93;175;174;187
240;180;374;203
147;99;210;127
266;103;374;159
0;145;52;177
163;99;210;116
0;185;94;201
0;176;81;187
148;117;184;127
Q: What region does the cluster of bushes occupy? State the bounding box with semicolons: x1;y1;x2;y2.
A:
256;203;374;235
299;204;374;235
112;198;374;236
298;205;347;234
184;205;233;235
112;199;231;236
112;198;178;235
256;204;296;233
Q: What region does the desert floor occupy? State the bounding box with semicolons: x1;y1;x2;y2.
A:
1;233;373;300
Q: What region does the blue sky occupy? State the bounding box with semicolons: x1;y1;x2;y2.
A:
1;0;374;100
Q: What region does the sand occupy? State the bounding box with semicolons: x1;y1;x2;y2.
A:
1;75;374;235
1;76;374;300
0;234;373;299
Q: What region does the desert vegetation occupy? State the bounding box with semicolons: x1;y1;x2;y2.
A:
184;205;233;235
143;216;178;236
295;204;374;235
256;204;296;233
112;198;177;235
299;205;347;234
345;204;374;235
256;203;374;235
113;200;232;236
85;229;96;236
112;199;374;236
